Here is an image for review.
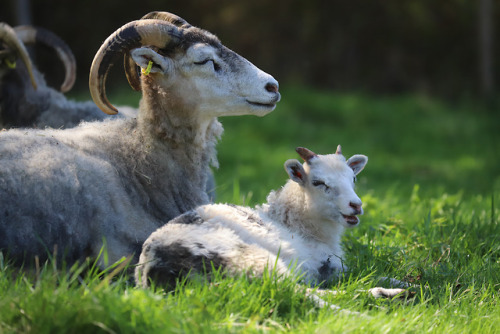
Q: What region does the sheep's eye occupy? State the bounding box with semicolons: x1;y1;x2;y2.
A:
312;180;327;187
353;176;357;183
194;59;220;72
194;59;212;65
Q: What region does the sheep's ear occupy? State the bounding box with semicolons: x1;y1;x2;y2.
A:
130;47;173;74
347;155;368;176
284;159;307;185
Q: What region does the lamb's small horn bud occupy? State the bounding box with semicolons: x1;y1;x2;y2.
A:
296;147;317;162
335;145;342;155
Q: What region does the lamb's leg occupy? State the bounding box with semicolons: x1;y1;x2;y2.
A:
302;284;414;315
304;288;358;315
368;287;408;299
368;277;418;299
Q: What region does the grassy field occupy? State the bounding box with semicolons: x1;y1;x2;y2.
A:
1;86;499;333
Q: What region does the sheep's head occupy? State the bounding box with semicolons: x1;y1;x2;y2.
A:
89;12;280;117
284;146;368;228
0;23;76;93
0;22;38;89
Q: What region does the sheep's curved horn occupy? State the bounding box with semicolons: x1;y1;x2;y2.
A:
335;145;342;155
123;53;142;91
124;12;191;91
296;147;318;162
141;11;192;28
0;22;37;89
14;25;76;93
90;19;183;115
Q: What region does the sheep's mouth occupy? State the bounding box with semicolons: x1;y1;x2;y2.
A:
342;214;359;225
246;100;276;109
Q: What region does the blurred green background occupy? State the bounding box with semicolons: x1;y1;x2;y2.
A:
2;0;499;97
1;0;499;204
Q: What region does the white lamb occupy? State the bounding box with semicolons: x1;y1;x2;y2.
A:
0;12;280;268
136;146;408;299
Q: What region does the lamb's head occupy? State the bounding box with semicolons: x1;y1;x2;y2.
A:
90;11;280;117
284;146;368;228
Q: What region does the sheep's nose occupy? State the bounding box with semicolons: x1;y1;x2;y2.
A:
265;82;279;93
349;202;362;214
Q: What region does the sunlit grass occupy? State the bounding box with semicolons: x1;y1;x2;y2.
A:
3;86;499;332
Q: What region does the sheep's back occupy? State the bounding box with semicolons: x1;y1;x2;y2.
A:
0;121;154;265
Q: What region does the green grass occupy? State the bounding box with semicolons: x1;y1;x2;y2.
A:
2;86;499;333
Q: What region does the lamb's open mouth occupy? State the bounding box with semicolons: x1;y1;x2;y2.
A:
342;214;359;225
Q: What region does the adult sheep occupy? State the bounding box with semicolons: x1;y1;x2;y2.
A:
0;11;280;267
0;23;136;129
0;23;39;91
136;146;408;311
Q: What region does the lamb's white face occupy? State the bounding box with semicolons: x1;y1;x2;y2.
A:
285;149;368;228
131;42;280;119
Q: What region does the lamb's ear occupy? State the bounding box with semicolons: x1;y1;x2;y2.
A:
130;47;173;74
284;159;307;185
347;155;368;175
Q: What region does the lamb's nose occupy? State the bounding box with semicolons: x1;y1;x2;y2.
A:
265;82;279;93
349;202;362;214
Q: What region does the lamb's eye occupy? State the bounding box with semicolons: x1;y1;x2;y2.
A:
312;180;326;187
353;176;357;183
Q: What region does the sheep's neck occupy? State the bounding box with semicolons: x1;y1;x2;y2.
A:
138;81;219;150
128;81;223;221
265;182;341;245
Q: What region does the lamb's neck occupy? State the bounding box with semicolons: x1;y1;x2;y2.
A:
265;181;344;245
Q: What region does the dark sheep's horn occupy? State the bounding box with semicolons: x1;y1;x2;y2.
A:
0;22;37;89
123;12;191;92
123;53;141;91
296;147;318;162
141;11;192;28
89;19;183;115
14;25;76;92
